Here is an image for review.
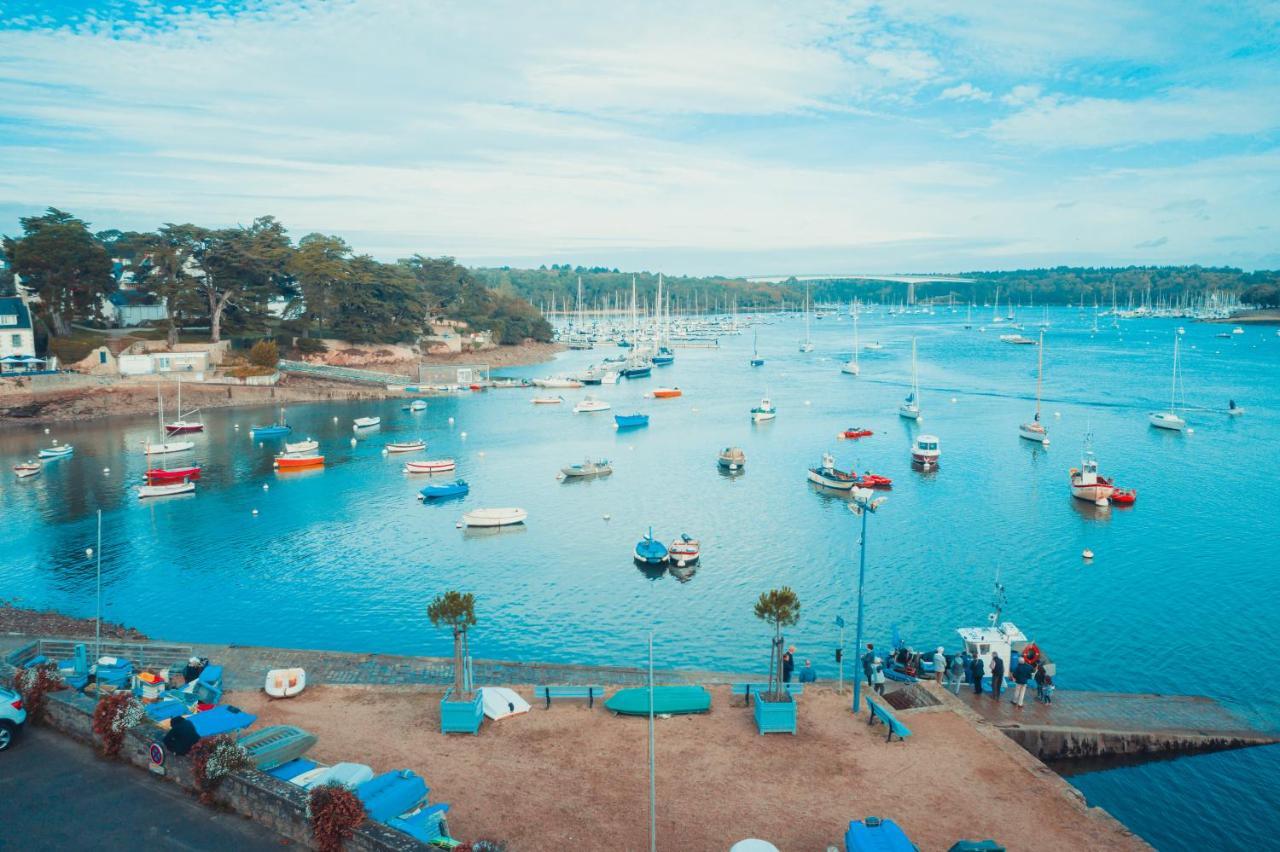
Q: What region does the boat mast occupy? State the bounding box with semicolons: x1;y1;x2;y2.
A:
1170;334;1179;414
804;282;811;344
911;336;919;403
1035;331;1044;420
854;303;859;370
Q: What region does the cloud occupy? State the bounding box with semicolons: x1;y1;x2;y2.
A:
940;83;991;102
1134;236;1169;248
1001;85;1043;106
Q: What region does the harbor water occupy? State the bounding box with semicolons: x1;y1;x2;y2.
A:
2;308;1278;850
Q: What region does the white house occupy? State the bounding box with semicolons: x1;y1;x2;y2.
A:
118;350;210;378
0;296;38;369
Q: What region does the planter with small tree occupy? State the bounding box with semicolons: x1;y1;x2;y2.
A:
752;587;800;735
429;590;484;734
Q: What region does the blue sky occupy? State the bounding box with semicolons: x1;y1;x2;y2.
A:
1;0;1278;275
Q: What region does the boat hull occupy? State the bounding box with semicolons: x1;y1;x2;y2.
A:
251;426;291;438
385;442;426;453
138;481;195;498
807;469;855;490
145;441;195;455
146;467;201;483
461;508;527;527
911;452;940;467
1018;424;1049;444
404;460;456;473
898;406;921;420
274;455;325;469
1149;412;1186;431
164;422;204;434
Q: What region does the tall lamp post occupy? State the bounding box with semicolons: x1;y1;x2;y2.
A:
849;488;887;715
90;509;102;661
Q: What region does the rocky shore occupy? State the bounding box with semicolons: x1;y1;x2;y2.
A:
0;602;148;641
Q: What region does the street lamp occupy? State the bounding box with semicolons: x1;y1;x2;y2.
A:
89;509;102;661
848;488;887;715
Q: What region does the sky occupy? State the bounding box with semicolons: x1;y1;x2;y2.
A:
1;0;1278;276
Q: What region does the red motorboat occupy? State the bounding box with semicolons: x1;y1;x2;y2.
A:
855;472;893;488
840;427;874;439
146;466;201;484
1110;487;1137;505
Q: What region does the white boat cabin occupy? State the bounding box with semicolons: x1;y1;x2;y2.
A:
957;619;1054;678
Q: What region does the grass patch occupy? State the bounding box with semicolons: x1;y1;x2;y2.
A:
47;331;108;364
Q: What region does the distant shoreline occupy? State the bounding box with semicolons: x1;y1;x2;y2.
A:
1213;309;1280;324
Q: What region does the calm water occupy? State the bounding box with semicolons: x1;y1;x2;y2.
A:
2;309;1278;850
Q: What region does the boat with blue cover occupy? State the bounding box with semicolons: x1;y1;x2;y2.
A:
37;445;73;459
634;526;669;566
419;479;469;500
845;816;917;851
251;407;291;438
614;413;649;429
356;769;428;822
237;725;317;771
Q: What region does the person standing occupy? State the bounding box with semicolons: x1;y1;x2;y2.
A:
949;653;966;694
1011;657;1034;707
861;643;875;686
871;657;886;695
799;659;817;684
990;652;1005;700
971;656;985;695
932;647;947;685
1034;662;1048;702
782;645;795;683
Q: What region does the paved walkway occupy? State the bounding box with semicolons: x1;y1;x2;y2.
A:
0;726;283;851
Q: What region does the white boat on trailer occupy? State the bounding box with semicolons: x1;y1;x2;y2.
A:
461;507;527;528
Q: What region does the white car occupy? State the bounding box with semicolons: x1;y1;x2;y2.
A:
0;685;27;751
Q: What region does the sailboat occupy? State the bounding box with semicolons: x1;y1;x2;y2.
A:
841;304;860;375
163;379;204;433
991;287;1003;324
1019;331;1049;445
144;385;195;455
750;330;764;367
964;302;973;330
1149;335;1187;431
622;277;653;378
652;275;675;365
898;337;921;420
799;282;815;352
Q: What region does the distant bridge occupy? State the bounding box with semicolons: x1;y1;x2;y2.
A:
745;273;975;285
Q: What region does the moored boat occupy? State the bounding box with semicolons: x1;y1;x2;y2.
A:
668;534;700;567
839;426;873;439
531;395;564;404
274;454;325;470
385;440;426;453
353;416;381;429
807;451;857;490
652;387;681;399
532;376;583;389
404;458;456;474
573;396;611;413
461;507;527;527
14;460;41;478
283;439;319;454
750;397;776;422
251;407;291;438
418;479;469;500
634;526;669;566
38;445;74;459
409;399;428;411
614;413;649;429
137;480;196;499
146;465;201;484
561;458;612;478
853;471;892;488
911;435;940;468
1019;331;1050;445
1069;442;1114;504
1110;487;1137;505
899;337;922;420
1149;334;1188;431
144;439;195;455
717;446;746;471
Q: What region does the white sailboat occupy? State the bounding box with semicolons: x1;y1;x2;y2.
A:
991;287;1003;324
841;303;860;375
898;337;922;420
163;378;204;434
144;385;195;455
799;282;815;352
1149;334;1187;431
1019;331;1049;445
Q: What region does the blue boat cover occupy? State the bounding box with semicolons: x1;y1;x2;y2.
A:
188;705;257;738
266;758;317;781
145;697;190;722
357;770;428;822
846;817;916;852
389;803;450;842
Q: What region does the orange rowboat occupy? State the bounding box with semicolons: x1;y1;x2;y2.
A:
652;388;682;399
274;454;325;470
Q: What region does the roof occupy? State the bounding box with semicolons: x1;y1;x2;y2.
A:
0;297;32;330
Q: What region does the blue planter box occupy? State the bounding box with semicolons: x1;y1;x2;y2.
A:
753;694;797;735
440;688;484;735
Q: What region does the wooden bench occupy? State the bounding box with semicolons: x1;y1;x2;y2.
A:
865;695;912;742
535;685;605;709
730;682;804;705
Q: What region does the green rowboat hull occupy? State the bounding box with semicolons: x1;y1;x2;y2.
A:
605;685;712;715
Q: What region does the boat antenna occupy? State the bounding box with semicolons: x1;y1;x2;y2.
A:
990;566;1005;628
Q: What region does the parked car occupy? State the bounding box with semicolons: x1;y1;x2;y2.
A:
0;685;27;751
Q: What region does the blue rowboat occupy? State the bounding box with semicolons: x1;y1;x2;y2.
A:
420;479;469;500
750;357;765;366
633;526;668;566
38;445;74;459
251;424;291;438
614;413;649;429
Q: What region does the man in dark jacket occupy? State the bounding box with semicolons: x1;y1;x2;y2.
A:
971;656;985;695
990;652;1005;700
861;643;875;686
1011;658;1035;707
782;645;795;683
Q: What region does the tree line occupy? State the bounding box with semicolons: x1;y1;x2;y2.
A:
1;209;553;347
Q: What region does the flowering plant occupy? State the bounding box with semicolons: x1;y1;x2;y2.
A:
13;662;61;724
190;735;251;803
91;691;144;758
308;782;366;852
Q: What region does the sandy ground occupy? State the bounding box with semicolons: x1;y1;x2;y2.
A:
228;684;1146;852
0;603;148;640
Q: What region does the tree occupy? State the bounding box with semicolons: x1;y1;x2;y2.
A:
178;216;293;343
288;233;351;335
428;590;477;696
3;208;114;336
753;587;800;702
129;227;202;345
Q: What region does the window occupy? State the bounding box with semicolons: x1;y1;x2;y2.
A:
99;350;107;364
10;334;20;347
0;314;16;326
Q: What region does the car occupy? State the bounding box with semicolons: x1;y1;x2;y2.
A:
0;684;27;751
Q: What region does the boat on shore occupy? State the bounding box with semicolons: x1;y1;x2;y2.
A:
573;396;611;413
146;465;201;484
717;446;746;471
614;413;649;429
403;459;456;474
669;534;700;567
385;440;426;454
283;439;319;454
807;452;857;490
634;527;669;566
751;397;776;422
911;435;940;468
1069;442;1114;505
419;479;469;500
274;454;325;470
461;507;527;528
38;445;73;459
137;480;195;499
561;458;612;478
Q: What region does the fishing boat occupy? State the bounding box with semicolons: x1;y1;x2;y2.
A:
717;446;746;471
137;480;195;499
531;395;564;405
403;458;456;474
854;471;893;488
898;338;922;420
561;458;612;478
1149;335;1187;431
750;397;776;422
532;376;584;389
1110;487;1137;505
353;416;381;429
633;527;669;566
956;576;1054;692
1019;331;1049;445
750;330;764;367
1069;440;1114;504
461;507;527;528
145;465;201;484
283;439;319;454
573;396;611;413
418;479;469;500
668;534;700;568
251;408;291;438
799;283;815;352
841;306;861;375
910;435;940;468
385;440;426;453
614;413;649;429
652;387;681;399
274;454;325;470
807;452;857;490
38;445;74;459
163;379;204;433
13;461;41;479
839;427;873;439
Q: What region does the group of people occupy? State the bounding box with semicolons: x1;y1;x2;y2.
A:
780;645;817;684
960;650;1053;706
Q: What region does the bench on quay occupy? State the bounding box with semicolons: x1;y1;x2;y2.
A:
731;682;804;705
865;695;912;743
535;685;605;709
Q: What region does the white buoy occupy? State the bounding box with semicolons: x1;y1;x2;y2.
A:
448;417;455;425
603;514;611;521
950;397;957;403
52;439;58;445
350;437;357;446
1082;548;1094;559
262;483;269;490
1095;497;1108;507
477;451;485;457
804;400;811;406
234;424;240;430
460;431;467;439
252;509;259;516
691;407;699;412
455;521;463;529
103;468;110;475
258;442;263;448
1187;427;1195;434
556;473;565;480
1054;411;1062;418
381;448;388;455
44;427;50;434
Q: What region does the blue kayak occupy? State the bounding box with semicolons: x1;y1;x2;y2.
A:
614;413;649;429
420;479;469;500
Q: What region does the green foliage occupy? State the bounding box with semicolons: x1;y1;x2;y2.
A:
3;208;114;335
429;590;477;696
1242;283;1280;308
295;337;328;354
754;587;800;701
248;340;279;368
